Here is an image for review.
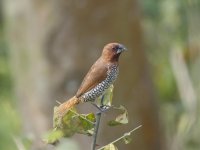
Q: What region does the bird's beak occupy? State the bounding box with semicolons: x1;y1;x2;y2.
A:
116;44;127;54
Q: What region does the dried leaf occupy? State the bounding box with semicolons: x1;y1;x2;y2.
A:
102;143;118;150
108;105;128;126
47;107;96;144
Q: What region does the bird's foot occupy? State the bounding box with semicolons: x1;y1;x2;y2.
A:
91;103;112;112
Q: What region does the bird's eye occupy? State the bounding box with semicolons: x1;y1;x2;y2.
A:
112;45;119;51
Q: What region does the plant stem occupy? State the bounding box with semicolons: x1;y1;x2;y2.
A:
97;125;142;150
92;111;102;150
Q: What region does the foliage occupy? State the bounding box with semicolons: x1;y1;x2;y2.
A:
100;144;118;150
44;85;140;150
0;31;22;150
142;0;200;149
0;101;21;150
107;105;128;126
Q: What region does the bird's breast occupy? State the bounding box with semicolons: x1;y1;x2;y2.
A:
80;64;119;102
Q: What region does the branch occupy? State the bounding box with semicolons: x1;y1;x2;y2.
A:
92;112;102;150
97;125;142;150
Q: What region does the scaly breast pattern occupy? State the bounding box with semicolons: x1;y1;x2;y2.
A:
81;64;119;102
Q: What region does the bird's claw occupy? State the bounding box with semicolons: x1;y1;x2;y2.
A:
91;103;112;112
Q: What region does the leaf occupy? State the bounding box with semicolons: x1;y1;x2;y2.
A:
75;113;95;135
96;85;114;107
123;133;132;144
46;107;96;144
107;120;122;126
52;107;77;139
108;105;129;126
102;144;118;150
43;129;64;144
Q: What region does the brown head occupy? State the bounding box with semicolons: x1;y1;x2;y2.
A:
101;43;127;62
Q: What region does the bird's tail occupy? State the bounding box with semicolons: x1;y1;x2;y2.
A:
55;96;81;117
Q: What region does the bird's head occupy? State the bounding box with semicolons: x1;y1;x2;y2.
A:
102;43;127;62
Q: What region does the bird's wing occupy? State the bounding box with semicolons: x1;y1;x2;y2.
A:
76;58;108;98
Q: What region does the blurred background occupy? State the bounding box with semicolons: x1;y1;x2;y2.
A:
0;0;200;150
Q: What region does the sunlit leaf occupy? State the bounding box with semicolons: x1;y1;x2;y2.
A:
102;143;118;150
96;85;114;107
123;133;132;144
108;105;128;126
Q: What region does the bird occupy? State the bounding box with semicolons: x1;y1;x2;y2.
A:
56;42;127;117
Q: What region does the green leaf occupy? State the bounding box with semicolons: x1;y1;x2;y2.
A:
102;144;118;150
108;105;129;126
43;129;64;144
107;120;122;126
123;133;132;144
75;113;95;135
96;85;114;107
47;107;96;144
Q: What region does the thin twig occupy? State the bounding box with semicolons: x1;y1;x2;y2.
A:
92;112;102;150
56;100;62;105
97;125;142;150
69;109;95;125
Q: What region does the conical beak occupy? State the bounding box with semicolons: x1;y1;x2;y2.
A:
116;44;127;54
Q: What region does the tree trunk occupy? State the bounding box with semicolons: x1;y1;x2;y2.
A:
3;0;165;149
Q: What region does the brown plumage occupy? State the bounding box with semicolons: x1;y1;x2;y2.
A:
56;43;127;116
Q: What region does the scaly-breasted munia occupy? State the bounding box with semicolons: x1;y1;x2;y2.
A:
56;43;127;116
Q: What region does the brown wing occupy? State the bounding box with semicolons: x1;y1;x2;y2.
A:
76;58;108;98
